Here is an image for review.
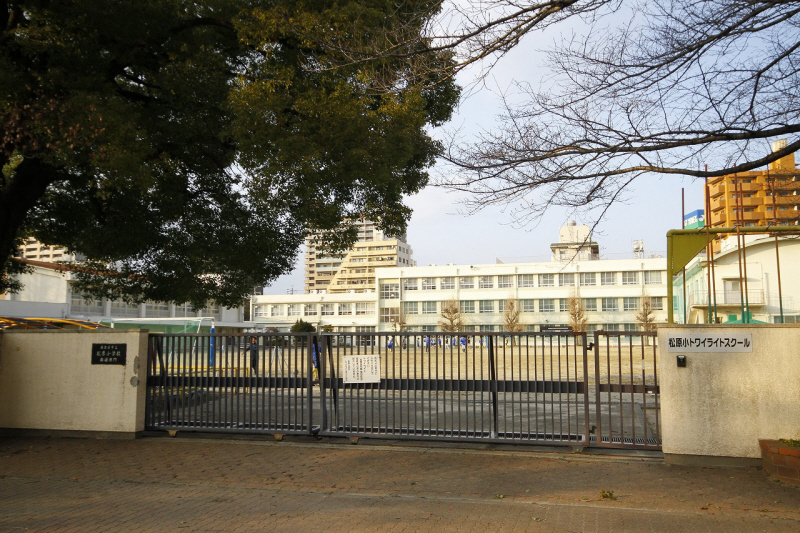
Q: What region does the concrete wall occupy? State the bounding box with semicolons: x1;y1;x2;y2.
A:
0;330;148;437
659;324;800;460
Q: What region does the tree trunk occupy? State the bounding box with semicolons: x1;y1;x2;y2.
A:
0;158;65;284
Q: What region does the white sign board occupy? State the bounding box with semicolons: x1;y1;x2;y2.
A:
342;354;381;384
665;333;752;353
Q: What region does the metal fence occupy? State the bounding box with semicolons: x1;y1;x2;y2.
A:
319;332;589;446
144;331;660;450
593;331;661;449
146;333;314;435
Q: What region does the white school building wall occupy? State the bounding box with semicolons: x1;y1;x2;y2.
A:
252;257;669;333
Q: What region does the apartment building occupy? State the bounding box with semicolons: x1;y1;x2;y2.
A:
16;237;81;262
253;224;668;333
706;140;800;233
303;219;415;294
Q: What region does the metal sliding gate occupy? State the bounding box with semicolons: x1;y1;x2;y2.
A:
145;331;660;450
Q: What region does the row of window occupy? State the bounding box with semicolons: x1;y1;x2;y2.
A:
255;303;377;317
71;294;221;319
400;297;662;315
264;297;666;322
380;271;662;297
392;323;645;333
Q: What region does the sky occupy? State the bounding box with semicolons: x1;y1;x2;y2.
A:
265;6;706;295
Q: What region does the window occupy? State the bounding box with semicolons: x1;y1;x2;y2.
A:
521;299;535;312
559;273;575;286
338;303;352;315
622;323;638;332
479;300;494;313
498;275;512;288
601;297;619;311
403;301;419;314
422;278;436;290
70;292;103;315
108;299;139;318
579;272;595;286
538;274;554;287
583;298;597;312
649;297;664;310
622;271;639;285
460;300;475;314
479;276;494;289
403;278;418;291
440;277;455;290
380;283;399;299
270;305;281;317
539;299;555;312
380;307;399;323
479;325;495;332
421;301;437;314
304;304;317;316
644;271;662;285
355;303;375;315
321;303;334;316
600;272;617;285
518;274;534;287
145;302;170;318
459;277;474;289
559;299;568;312
623;297;639;311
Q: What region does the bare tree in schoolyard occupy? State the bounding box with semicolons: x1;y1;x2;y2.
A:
439;299;464;332
503;299;523;345
567;291;587;344
636;293;657;345
391;309;407;332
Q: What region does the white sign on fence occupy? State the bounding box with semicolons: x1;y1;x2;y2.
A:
665;333;753;353
342;354;381;384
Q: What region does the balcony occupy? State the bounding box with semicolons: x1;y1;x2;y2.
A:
688;289;765;307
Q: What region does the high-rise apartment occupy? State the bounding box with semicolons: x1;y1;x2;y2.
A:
16;237;80;262
706;140;800;231
303;219;415;294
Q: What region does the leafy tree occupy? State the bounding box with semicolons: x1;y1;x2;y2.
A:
438;298;463;331
0;0;458;305
290;319;316;333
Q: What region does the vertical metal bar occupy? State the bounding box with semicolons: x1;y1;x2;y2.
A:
629;334;635;445
682;187;687;324
737;179;751;321
488;335;498;438
582;333;590;447
534;334;540;439
641;335;648;445
593;332;601;446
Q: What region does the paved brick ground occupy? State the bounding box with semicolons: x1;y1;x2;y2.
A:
1;436;799;532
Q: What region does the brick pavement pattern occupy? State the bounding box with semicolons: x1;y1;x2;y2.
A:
1;436;799;532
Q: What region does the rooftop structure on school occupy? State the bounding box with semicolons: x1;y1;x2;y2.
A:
303;218;415;294
253;223;668;334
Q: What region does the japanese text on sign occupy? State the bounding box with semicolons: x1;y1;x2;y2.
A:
665;333;752;353
342;355;381;384
91;343;127;365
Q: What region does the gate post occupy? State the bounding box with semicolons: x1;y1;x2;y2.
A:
487;334;499;438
